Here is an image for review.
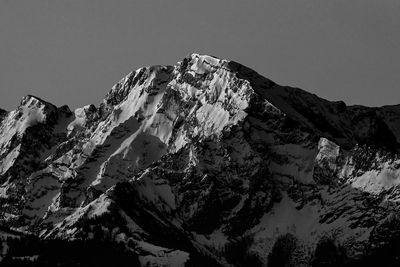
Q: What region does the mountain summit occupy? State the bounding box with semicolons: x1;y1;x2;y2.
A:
1;54;400;266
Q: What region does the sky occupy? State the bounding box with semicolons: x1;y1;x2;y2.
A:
0;0;399;111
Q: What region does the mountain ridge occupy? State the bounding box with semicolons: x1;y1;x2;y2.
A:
1;53;400;266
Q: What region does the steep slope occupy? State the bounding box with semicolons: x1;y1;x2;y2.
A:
0;96;73;226
1;54;400;266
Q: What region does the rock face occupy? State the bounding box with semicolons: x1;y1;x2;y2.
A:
1;54;400;266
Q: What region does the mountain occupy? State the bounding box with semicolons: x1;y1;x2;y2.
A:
1;53;400;266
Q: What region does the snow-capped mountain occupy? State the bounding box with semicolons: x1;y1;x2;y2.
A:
1;53;400;266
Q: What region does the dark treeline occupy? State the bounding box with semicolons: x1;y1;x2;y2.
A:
1;234;140;267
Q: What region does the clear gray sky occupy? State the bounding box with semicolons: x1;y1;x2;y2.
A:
1;0;399;110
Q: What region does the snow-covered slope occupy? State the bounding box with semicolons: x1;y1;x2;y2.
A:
1;53;400;266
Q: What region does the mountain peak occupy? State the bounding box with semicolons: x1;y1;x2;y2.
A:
186;53;224;64
19;94;55;108
18;95;73;119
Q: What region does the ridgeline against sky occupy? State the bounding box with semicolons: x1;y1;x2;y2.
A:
1;0;399;110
